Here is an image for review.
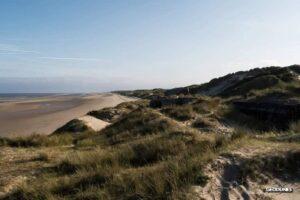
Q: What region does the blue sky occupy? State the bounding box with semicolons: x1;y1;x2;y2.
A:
0;0;300;92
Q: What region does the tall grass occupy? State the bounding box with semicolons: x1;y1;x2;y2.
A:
101;108;182;144
161;106;195;121
4;128;247;200
0;134;73;147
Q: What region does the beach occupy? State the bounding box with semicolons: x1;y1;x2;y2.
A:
0;93;134;137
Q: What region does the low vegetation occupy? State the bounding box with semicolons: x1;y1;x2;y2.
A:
101;108;182;144
115;89;164;99
192;117;215;129
4;129;246;200
161;106;195;121
88;100;148;122
53;119;93;134
239;150;300;184
0;134;73;147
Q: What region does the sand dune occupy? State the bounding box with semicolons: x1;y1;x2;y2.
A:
78;115;110;132
0;93;134;137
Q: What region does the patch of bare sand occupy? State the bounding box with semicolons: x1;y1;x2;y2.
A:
190;141;300;200
78;115;110;131
0;93;134;137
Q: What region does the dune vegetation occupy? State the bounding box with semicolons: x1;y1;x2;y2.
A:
0;66;300;200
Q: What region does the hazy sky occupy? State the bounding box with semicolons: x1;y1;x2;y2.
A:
1;0;300;92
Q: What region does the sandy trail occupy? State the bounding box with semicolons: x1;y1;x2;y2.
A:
192;144;300;200
0;93;134;137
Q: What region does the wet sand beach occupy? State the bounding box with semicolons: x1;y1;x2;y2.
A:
0;93;133;137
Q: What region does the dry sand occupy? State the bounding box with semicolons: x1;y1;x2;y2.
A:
78;115;110;132
0;93;134;137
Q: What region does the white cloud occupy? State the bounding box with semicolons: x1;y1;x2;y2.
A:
38;56;106;62
0;43;39;54
0;43;107;63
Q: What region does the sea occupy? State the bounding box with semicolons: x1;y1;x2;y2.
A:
0;93;90;103
0;93;62;102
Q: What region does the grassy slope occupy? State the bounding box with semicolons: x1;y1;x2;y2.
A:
118;65;300;100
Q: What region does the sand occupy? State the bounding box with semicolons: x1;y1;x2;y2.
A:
0;93;134;137
78;115;110;132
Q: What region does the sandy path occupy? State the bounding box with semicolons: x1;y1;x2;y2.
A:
191;142;300;200
0;93;134;137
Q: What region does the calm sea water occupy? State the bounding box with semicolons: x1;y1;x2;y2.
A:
0;93;91;103
0;93;61;102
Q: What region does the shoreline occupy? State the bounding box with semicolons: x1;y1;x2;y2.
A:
0;93;134;137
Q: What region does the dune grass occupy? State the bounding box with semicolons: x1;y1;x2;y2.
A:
239;150;300;185
161;106;195;121
0;134;74;148
3;127;248;200
53;119;93;134
101;108;183;145
88;100;148;122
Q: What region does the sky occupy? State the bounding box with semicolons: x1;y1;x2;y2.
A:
0;0;300;93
